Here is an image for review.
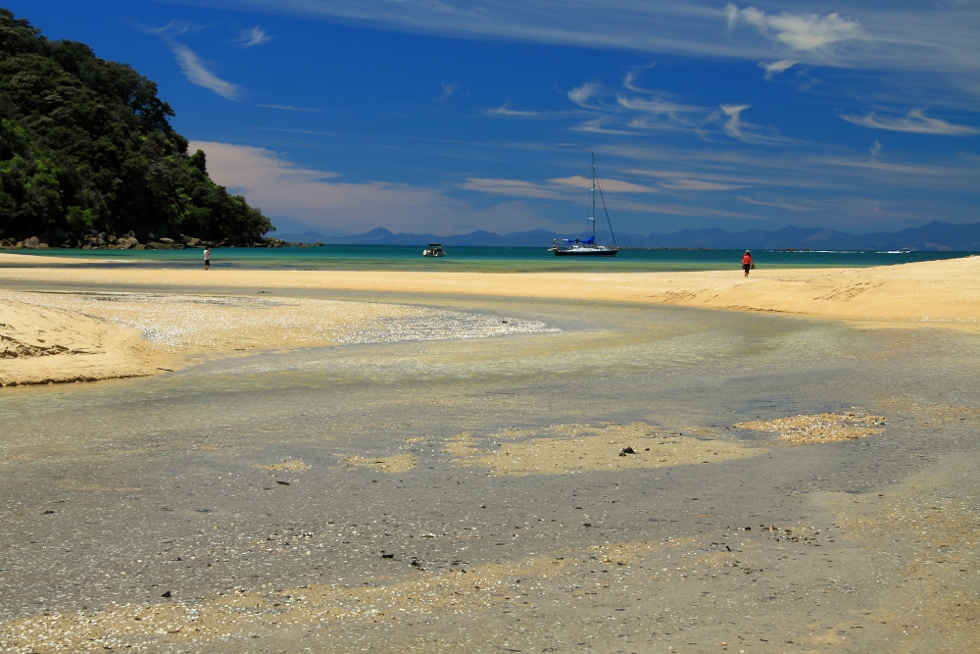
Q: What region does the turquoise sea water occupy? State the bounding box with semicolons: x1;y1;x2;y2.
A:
1;245;974;272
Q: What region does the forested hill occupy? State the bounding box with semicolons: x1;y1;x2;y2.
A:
0;9;274;249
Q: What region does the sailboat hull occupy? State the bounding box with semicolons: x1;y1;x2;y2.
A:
552;247;618;256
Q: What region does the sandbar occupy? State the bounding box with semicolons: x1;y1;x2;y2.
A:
2;253;977;387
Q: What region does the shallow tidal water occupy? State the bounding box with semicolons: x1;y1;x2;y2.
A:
1;290;978;653
3;245;973;273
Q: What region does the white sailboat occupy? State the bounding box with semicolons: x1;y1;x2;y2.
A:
549;153;619;256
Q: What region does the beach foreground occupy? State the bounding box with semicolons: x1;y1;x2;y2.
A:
0;254;977;653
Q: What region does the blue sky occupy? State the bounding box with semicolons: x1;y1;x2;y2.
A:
8;0;979;237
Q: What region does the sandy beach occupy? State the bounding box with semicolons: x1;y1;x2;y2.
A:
2;253;977;386
1;252;977;653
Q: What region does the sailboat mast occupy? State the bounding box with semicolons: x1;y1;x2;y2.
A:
590;152;597;241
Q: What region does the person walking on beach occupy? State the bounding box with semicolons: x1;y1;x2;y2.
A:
741;250;753;277
204;247;211;271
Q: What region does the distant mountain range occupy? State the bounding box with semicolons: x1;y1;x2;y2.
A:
276;221;980;251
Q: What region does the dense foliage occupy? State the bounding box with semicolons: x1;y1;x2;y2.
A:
0;9;271;243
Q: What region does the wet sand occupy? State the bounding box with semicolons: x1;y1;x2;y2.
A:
1;255;978;652
0;289;552;386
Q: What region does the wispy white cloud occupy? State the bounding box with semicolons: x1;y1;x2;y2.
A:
613;143;980;198
172;44;241;100
623;62;657;92
191;141;561;234
460;178;564;199
549;175;658;193
461;176;766;219
569;116;636;136
257;104;321;112
564;82;656;133
146;21;242;100
567;76;789;142
702;104;793;144
568;80;710;135
838;108;979;135
870;140;882;157
463;170;766;219
147;20;200;37
627;167;767;189
237;26;272;46
814;156;961;177
483;102;541;118
604;161;752;192
719;104;751;140
727;5;867;54
460;174;658;199
567;83;602;107
616;96;703;129
737;195;814;211
661;179;748;191
759;59;797;80
164;1;980;79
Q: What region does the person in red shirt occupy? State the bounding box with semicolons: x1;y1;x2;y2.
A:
741;250;753;277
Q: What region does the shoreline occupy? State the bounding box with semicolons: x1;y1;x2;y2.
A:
1;254;977;387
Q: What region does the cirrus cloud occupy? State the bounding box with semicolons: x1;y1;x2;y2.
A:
838;108;979;136
236;25;272;47
158;1;980;80
147;22;243;100
483;102;542;118
759;59;797;80
662;179;748;191
172;44;242;100
738;195;814;211
549;175;658;193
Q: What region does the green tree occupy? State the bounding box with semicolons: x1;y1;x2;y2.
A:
0;8;272;243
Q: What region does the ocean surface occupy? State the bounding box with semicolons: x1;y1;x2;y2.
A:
2;245;974;272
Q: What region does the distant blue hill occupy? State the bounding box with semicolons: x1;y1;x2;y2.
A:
276;220;980;251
